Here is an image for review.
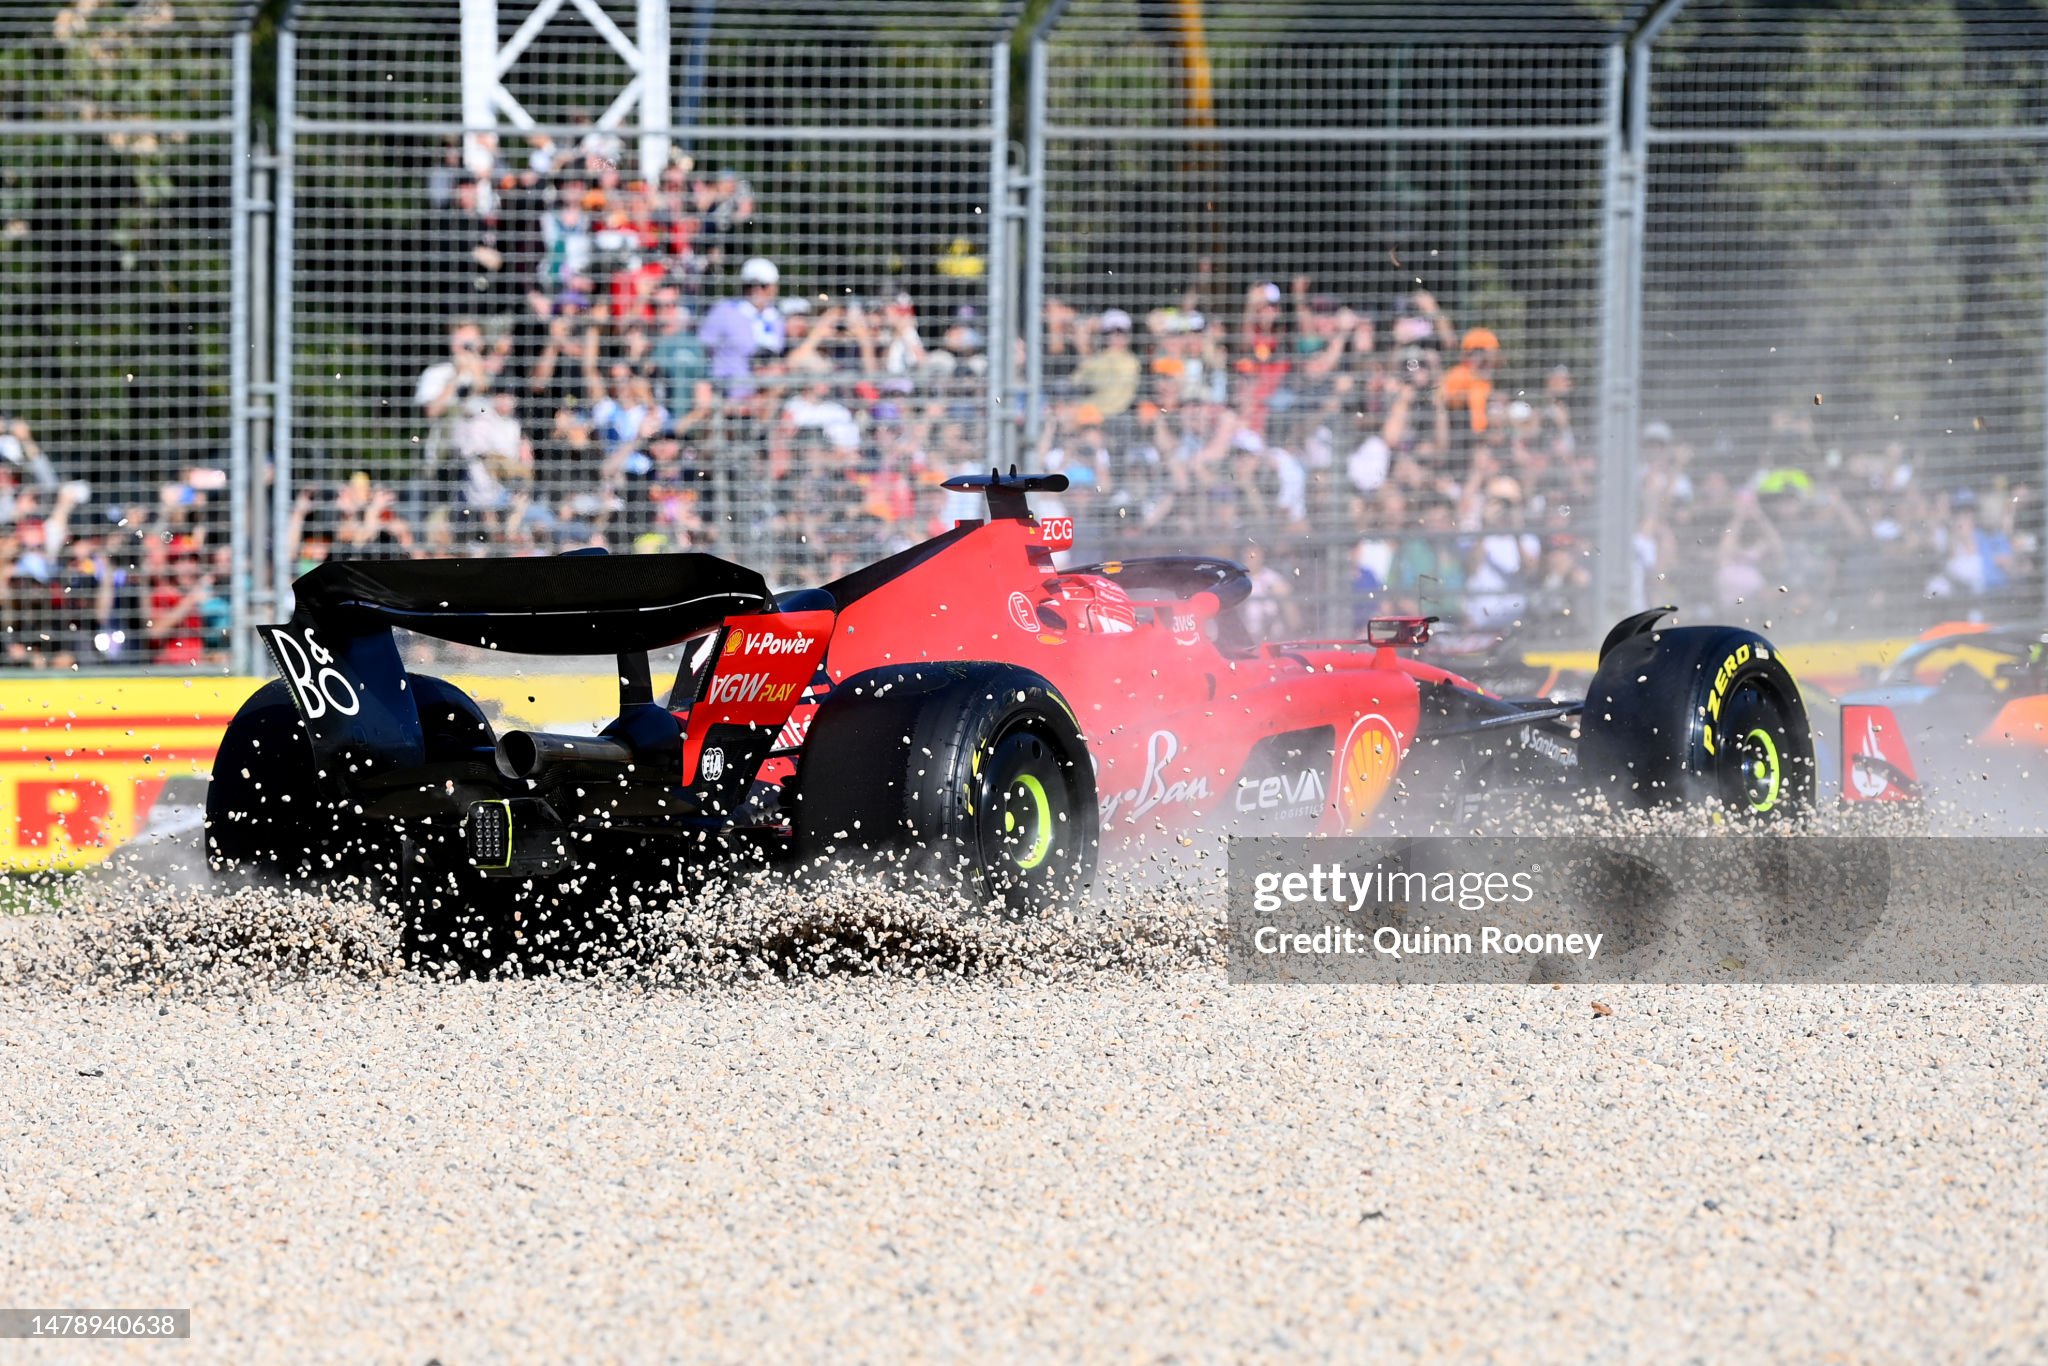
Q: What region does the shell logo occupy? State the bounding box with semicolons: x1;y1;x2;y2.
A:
724;630;745;655
1335;714;1403;831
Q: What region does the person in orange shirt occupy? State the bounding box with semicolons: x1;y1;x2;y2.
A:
1441;327;1500;438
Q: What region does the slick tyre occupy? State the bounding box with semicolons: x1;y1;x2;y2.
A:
1580;624;1815;816
208;673;486;892
205;679;383;883
794;663;1099;913
394;832;521;978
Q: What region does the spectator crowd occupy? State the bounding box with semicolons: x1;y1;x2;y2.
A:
2;413;236;669
4;125;2037;667
361;128;1001;591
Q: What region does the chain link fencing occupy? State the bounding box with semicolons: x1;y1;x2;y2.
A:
1030;1;1619;648
280;0;1014;673
1640;1;2048;637
4;1;2048;674
0;0;252;671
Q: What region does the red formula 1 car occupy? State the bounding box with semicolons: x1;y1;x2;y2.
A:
208;472;1814;970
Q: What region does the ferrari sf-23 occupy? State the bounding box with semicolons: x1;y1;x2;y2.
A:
208;471;1814;969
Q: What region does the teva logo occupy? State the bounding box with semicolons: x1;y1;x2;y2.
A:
699;747;726;781
707;672;800;705
1008;591;1042;634
1099;730;1213;824
1236;767;1325;813
1227;727;1336;827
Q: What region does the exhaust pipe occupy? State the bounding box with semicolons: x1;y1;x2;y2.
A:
495;729;636;782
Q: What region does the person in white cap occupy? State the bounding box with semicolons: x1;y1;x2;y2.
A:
697;255;786;397
1071;306;1139;418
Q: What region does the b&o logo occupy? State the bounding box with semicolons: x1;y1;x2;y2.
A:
265;625;362;719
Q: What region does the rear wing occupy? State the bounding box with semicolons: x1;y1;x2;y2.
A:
262;550;775;789
290;552;770;654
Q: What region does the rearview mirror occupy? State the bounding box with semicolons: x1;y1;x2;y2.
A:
1367;616;1439;648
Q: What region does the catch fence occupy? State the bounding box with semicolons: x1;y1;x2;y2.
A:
0;0;253;670
278;0;1016;650
0;0;2044;674
1031;1;1620;638
1638;0;2048;635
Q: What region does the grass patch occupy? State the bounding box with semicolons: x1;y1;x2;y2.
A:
0;872;79;915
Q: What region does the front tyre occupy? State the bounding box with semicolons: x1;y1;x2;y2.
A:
1580;622;1814;816
794;663;1099;913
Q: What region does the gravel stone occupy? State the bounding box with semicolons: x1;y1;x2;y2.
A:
0;804;2041;1360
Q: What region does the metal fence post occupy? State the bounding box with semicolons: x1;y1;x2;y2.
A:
1595;42;1637;623
460;0;498;175
985;38;1011;472
637;0;673;176
229;25;254;673
1594;2;1687;625
272;23;297;616
249;145;273;635
1022;30;1051;454
1624;5;1686;619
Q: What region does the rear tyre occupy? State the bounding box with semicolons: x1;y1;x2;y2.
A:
211;675;521;973
794;662;1098;913
205;680;382;883
394;832;522;978
1580;623;1814;816
410;672;495;758
399;830;649;979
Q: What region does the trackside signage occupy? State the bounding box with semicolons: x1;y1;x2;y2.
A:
0;678;261;872
0;673;627;872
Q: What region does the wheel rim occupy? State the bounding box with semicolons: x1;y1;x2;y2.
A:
1005;773;1055;869
1716;680;1792;813
1741;726;1783;812
982;730;1071;879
